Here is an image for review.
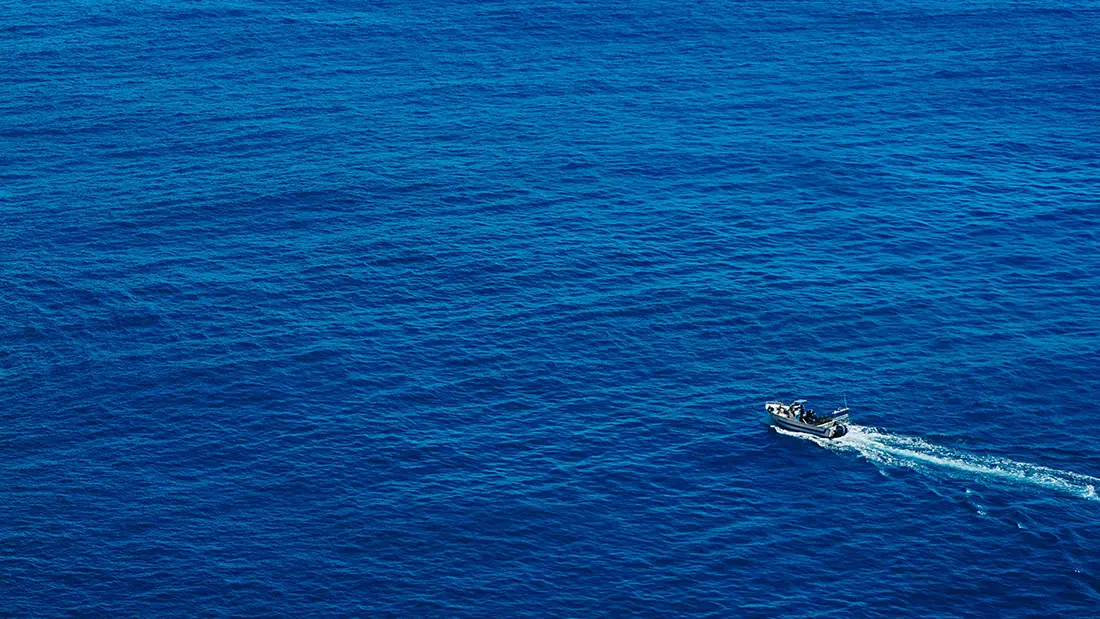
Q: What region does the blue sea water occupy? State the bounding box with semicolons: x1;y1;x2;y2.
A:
3;0;1100;616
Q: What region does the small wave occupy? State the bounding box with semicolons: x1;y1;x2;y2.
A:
773;424;1100;501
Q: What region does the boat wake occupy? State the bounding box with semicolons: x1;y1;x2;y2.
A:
774;424;1100;502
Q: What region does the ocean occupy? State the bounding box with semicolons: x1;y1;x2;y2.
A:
3;1;1099;616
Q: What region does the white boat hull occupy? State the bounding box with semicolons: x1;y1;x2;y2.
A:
767;411;847;439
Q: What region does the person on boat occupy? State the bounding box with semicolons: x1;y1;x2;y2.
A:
795;403;808;421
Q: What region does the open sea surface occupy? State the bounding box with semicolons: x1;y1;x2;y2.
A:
3;1;1100;616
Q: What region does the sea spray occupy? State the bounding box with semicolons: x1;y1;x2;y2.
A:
774;424;1100;501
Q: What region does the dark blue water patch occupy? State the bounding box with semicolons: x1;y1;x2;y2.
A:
3;0;1100;617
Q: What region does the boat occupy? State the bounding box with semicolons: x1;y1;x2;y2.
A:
766;399;849;439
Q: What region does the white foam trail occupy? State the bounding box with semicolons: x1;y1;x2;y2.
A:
774;424;1100;501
